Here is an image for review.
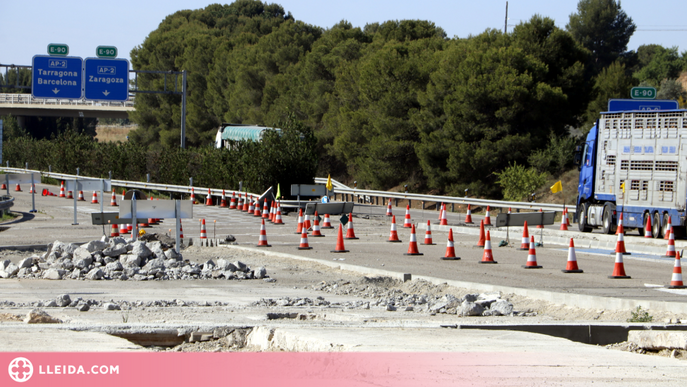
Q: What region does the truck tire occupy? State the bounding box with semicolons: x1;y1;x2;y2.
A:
602;205;616;235
653;212;662;239
578;202;592;233
662;213;670;238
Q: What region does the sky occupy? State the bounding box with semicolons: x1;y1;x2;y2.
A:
1;0;685;66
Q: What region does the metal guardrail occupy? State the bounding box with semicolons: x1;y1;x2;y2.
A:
0;93;135;108
314;177;575;213
1;167;572;213
0;195;14;212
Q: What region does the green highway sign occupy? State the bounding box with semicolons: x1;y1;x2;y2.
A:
631;87;656;100
47;43;69;56
96;46;118;58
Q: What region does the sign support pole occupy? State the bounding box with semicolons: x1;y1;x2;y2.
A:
100;180;104;214
175;200;181;254
72;179;78;225
132;196;138;242
29;173;36;213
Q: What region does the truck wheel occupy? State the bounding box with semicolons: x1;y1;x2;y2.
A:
653;212;662;239
662;214;670;238
578;202;592;233
602;205;616;235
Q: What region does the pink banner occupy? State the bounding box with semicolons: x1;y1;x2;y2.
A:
1;352;547;386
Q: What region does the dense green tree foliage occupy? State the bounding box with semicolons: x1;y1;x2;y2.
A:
566;0;636;76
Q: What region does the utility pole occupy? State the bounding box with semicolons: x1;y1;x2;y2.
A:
504;1;509;34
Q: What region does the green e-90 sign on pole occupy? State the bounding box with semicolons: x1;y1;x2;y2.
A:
96;46;118;58
47;43;69;56
631;87;656;100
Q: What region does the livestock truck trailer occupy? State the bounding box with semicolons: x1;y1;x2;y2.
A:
576;101;687;238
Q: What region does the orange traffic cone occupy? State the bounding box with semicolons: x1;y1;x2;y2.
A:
77;190;85;201
422;220;435;245
404;224;423;256
262;201;270;219
484;206;492;226
298;229;313;250
67;191;73;199
475;219;486;247
236;193;243;211
91;191;98;204
523;236;542;269
331;224;349;253
29;184;35;194
345;213;358;240
612;214;630;255
322;213;333;229
387;215;402;243
253;200;262;217
14;183;21;192
668;251;686;288
403;205;412;228
269;201;275;222
465;204;473;224
665;227;676;257
110;223;119;237
559;208;569;231
441;229;460;260
205;189;214;206
609;236;631;279
256;219;271;247
119;222;128;235
242;193;249;212
273;202;284;225
562;238;583;273
479;230;497;264
295;208;304;234
665;216;672;240
110;191;118;206
248;199;255;214
127;224;133;235
439;203;448;226
438;202;443;222
0;182;6;190
229;191;237;209
518;221;530;250
200;219;207;239
386;199;393;216
121;189;126;203
179;220;184;239
220;190;228;208
59;181;66;197
189;188;196;204
537;208;544;229
303;213;312;229
644;215;653;238
310;211;324;237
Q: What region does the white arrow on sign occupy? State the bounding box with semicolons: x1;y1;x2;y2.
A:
52;88;60;94
103;90;110;96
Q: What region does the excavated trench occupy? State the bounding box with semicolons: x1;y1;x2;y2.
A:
101;318;687;350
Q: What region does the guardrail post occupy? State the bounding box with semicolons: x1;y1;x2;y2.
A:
422;201;425;210
394;198;398;207
408;199;412;208
451;203;454;213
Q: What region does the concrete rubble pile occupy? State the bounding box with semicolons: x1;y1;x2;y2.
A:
0;296;229;313
256;278;519;317
0;236;268;282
